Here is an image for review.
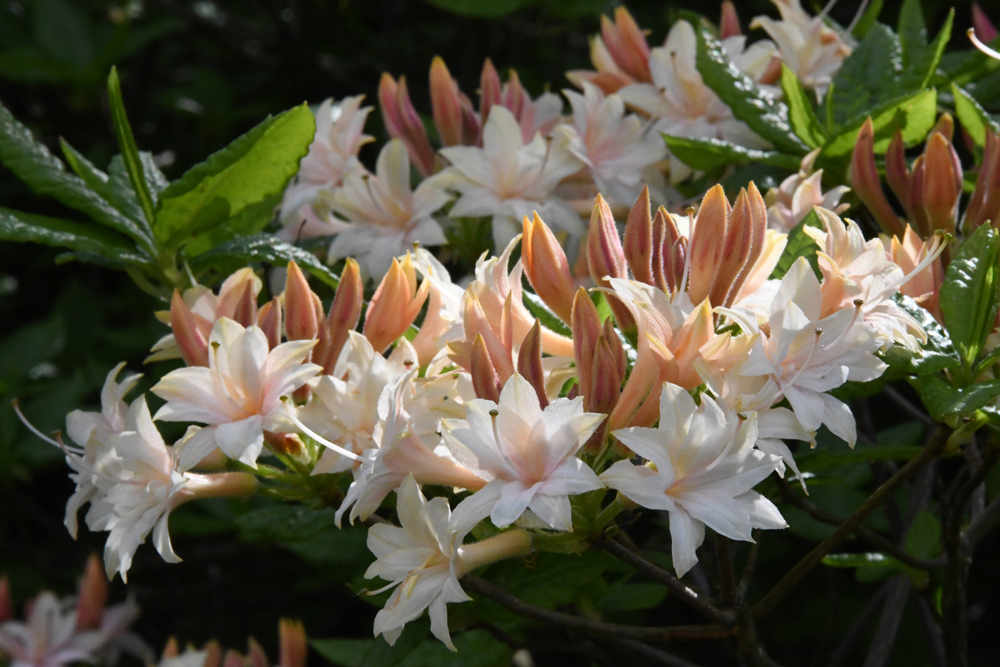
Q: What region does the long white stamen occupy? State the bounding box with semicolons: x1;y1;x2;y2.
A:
12;399;68;449
282;397;362;461
970;28;1000;61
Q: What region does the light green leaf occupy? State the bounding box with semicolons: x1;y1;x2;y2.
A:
188;233;338;288
821;88;937;159
953;84;1000;148
940;223;1000;366
770;209;824;280
0;100;152;247
0;207;147;267
780;65;826;149
107;67;157;228
663;134;802;170
694;20;808;155
154;104;314;248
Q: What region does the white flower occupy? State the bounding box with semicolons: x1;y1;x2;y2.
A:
278;96;374;240
0;592;107;667
765;151;849;232
441;373;605;532
152;318;321;468
409;249;465;367
557;82;667;208
750;0;851;101
440;106;585;249
602;384;786;576
327;139;451;280
365;476;478;650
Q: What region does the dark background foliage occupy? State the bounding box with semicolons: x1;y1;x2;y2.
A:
1;1;996;666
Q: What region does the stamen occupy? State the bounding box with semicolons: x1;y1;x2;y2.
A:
12;399;66;449
281;396;362;461
970;28;1000;61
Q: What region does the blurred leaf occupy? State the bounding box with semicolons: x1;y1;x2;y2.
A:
0;100;152;246
822;552;910;583
356;618;428;667
312;638;373;667
694;20;808;155
597;582;667;612
523;290;572;337
483;550;611;609
312;629;509;667
940;223;1000;366
235;504;337;542
797;444;925;472
769;209;823;280
0;207;148;267
188;233;338;288
662;134;801;171
780;65;826;149
905;510;942;560
107;67;157;228
902;9;952;91
154;104;314;248
34;0;94;67
953;84;1000;148
422;0;533;18
821;88;938;159
851;0;884;39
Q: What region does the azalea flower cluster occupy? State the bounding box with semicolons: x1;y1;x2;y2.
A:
277;0;851;279
28;170;938;650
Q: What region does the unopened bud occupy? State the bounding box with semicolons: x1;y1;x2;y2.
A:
587;195;634;330
522;213;576;324
479;59;503;131
974;3;999;42
907;155;931;236
589;336;622;415
258;297;283;350
364;254;429;353
222;650;244;667
284;261;321;342
850;117;904;237
885;130;911;215
247;639;268;667
203;641;222;667
75;553;107;630
378;73;435;176
278;619;308;667
318;258;363;373
720;1;741;39
231;279;258;328
687;185;729;305
965;128;1000;232
602;7;652;83
517;319;548;408
571;288;601;405
430;57;464;147
161;638;179;660
471;334;501;402
0;576;11;623
923;131;962;235
264;430;307;461
710;188;752;308
170;289;209;367
623;185;654;285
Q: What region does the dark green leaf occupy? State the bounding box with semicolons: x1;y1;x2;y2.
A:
154;104;314;248
33;0;94;67
905;510;942;560
911;375;1000;421
901;9;952;91
0;207;147;268
780;65;826;149
797;444;925;472
107;67;157;228
0;100;152;247
940;224;1000;366
830;24;905;128
822;552;912;583
356;618;427;667
523;290;572;337
851;0;884;39
423;0;534;18
770;209;824;280
483;551;611;609
953;84;1000;148
311;638;372;667
880;294;961;375
60;139;147;224
821;88;938;159
235;504;336;542
662;134;802;170
693;20;808;155
897;0;927;68
598;582;668;612
189;233;339;288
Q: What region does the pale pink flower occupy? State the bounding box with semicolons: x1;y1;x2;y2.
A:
602;384;786;576
0;593;109;667
765;150;849;232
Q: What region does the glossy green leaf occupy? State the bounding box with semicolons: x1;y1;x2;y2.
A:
822;88;938;159
0;207;147;268
770;209;823;280
902;9;952;91
154;104;314;248
830;24;905;128
694;20;808;155
911;375;1000;421
940;223;1000;366
59;139;148;225
107;67;157;228
663;134;802;170
953;84;1000;148
0;100;152;247
183;194;278;257
880;294;961;375
188;233;338;288
780;65;826;149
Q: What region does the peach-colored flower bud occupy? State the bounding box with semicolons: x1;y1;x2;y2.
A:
258;297;282;349
456;294;514;382
923;131;962;235
522;213;576;324
378;73;436;177
170;289;209;367
161;638;179;660
459;93;481;145
230;279;258;328
850;118;904;238
885;129;911;213
0;576;11;623
974;3;999;42
480;59;503;134
572;287;601;405
278;619;307;667
204;641;222;667
602;7;652;83
589;336;622;415
503;70;527;121
710;188;753;308
284;261;321;342
216;268;261;321
907;155;931;236
623;185;654;285
720;1;742;39
247;639;268;667
650;208;670;292
75;554;107;631
471;334;502;402
727;181;767;307
364;254;429;353
317;257;363;374
222;650;243;667
965;128;1000;232
264;430;307;461
517;319;548;408
430;57;464;147
687;185;729;305
587;194;627;286
930;113;955;142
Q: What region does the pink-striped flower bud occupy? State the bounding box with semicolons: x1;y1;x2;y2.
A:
850;117;904;237
517;319;548;408
601;7;652;83
284;260;321;342
720;1;742;39
278;619;307;667
603;318;627;381
0;576;11;623
75;554;107;631
363;254;429;353
430;56;464;147
964;128;1000;232
623;185;654;285
257;297;282;349
471;334;502;402
170;289;209;367
974;3;998;43
572;287;601;405
479;59;503;135
230;278;258;328
522;212;577;324
587;194;627;286
710;188;753;308
378;73;436;177
885;129;911;214
687;185;730;305
907;155;931;235
923;131;963;235
247;639;268;667
316;257;363;374
589;335;622;416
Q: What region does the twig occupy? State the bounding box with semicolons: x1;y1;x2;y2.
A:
599;538;736;625
913;595;947;667
753;427;949;619
883;386;934;425
961;489;1000;549
462;576;731;642
773;477;943;571
862;574;910;667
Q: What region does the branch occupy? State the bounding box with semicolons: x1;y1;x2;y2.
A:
773;477;943;571
752;427;949;619
962;489;1000;550
598;538;735;625
606;638;705;667
862;574;910;667
461;576;731;643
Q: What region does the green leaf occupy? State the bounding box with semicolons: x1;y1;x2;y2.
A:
662;134;802;171
851;0;884;39
154;104;314;248
940;224;1000;366
598;582;668;612
522;290;572;337
0;207;147;267
780;65;826;149
880;294;961;375
355;619;427;667
183;194;279;256
822;552;911;583
910;375;1000;421
59;139;148;225
693;20;808;155
34;0;94;67
770;209;824;280
107;67;157;228
0;100;152;247
235;504;336;542
483;551;611;609
905;510;942;560
188;233;339;288
821;88;938;159
902;9;952;91
311;638;372;667
423;0;534;18
830;24;905;128
953;84;1000;148
897;0;927;67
